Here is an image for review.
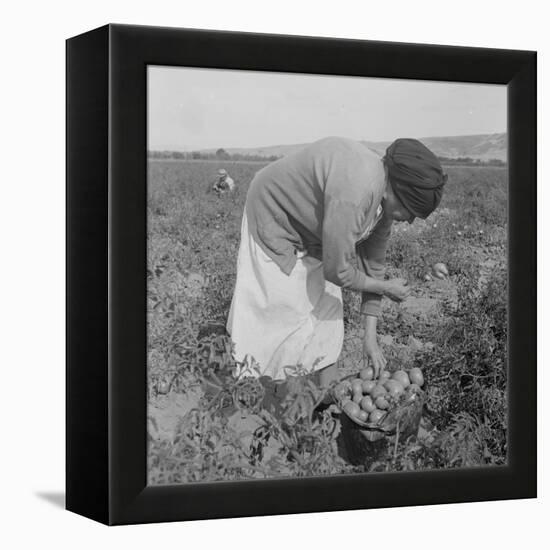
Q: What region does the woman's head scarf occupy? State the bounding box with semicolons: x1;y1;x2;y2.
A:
384;139;447;219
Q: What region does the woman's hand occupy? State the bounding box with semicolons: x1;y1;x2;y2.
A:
363;331;387;379
382;278;411;302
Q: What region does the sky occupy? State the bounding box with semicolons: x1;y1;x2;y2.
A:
148;66;507;151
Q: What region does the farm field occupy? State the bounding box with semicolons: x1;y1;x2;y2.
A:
147;158;508;484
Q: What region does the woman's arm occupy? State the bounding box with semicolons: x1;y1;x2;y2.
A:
361;313;387;377
356;214;393;316
322;195;393;293
321;200;410;302
357;215;411;377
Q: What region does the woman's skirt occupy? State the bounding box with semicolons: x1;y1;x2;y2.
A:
226;213;344;381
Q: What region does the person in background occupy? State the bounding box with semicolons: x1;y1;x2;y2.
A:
212;168;235;194
226;136;446;402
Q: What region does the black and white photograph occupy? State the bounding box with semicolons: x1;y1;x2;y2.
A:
0;0;545;541
146;66;509;484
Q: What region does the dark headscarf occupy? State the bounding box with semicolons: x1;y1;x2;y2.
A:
384;138;447;219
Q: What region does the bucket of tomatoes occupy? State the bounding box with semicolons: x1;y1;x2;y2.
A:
333;366;425;462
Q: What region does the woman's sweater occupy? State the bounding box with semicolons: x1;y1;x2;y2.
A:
245;136;392;317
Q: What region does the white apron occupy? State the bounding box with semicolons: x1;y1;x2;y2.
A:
226;207;382;381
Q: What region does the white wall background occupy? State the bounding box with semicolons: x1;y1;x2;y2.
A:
0;0;546;547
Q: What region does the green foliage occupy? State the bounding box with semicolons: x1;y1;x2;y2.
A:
416;266;508;464
148;335;355;483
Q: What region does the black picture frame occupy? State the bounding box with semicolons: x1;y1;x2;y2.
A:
66;23;537;526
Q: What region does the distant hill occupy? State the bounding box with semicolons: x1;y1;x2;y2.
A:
203;133;507;162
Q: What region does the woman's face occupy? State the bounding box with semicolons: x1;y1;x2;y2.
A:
382;186;415;224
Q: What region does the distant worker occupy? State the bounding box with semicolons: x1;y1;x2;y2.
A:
212;168;235;194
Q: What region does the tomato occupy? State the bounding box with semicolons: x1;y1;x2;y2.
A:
361;380;376;394
409;368;424;387
359;367;375;381
370;385;388;399
344;401;361;418
333;383;348;401
158;381;170;394
433;262;449;276
391;370;410;388
360;396;376;413
407;383;421;393
432;262;449;279
351;379;364;394
341;380;352;393
353;391;363;404
357;410;369;422
369;409;386;423
379;370;391;382
375;396;389;410
384;379;404;396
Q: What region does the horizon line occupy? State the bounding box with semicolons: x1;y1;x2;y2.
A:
148;131;507;153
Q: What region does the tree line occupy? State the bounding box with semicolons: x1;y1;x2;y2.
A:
437;156;506;167
148;148;279;162
148;148;506;167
